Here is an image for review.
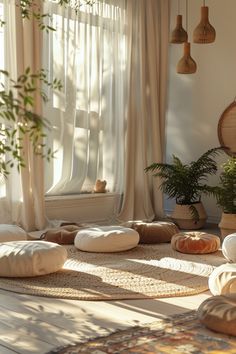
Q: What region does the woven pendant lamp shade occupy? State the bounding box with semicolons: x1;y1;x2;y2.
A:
170;15;188;43
177;42;197;74
193;6;216;43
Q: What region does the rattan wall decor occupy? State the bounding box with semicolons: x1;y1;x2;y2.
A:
218;100;236;156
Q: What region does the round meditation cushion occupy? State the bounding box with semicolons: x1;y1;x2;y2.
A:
198;294;236;336
0;224;27;243
171;232;220;254
222;233;236;262
208;263;236;295
74;226;139;252
131;221;179;244
0;241;67;277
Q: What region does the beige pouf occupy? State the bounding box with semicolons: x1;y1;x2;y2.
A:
74;226;139;252
130;221;179;244
171;232;220;254
222;233;236;262
0;241;67;277
209;263;236;295
198;294;236;336
0;224;27;242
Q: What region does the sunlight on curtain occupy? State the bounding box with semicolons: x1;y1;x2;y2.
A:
0;1;6;199
43;0;127;196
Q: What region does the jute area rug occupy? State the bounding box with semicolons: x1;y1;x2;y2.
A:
0;244;226;300
48;311;236;354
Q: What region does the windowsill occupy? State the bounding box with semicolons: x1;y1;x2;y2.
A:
45;192;122;223
45;192;119;201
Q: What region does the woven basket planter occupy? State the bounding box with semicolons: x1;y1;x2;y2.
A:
219;213;236;240
171;202;207;230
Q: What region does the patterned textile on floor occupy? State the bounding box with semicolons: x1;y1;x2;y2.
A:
48;310;236;354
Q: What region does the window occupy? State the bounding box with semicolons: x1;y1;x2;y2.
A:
43;0;127;196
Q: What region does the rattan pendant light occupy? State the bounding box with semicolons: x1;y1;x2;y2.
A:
177;42;197;74
177;0;197;74
170;0;188;43
193;0;216;43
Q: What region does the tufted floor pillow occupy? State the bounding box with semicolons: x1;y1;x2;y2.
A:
0;224;27;243
222;233;236;262
171;232;220;254
198;294;236;336
208;263;236;295
130;221;179;244
0;241;67;277
74;226;139;253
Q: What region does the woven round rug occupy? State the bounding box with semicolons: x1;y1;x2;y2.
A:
0;244;226;300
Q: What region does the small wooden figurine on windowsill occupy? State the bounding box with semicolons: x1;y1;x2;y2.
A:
93;179;107;193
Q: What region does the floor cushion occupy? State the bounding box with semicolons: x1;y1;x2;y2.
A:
74;226;139;252
198;294;236;336
171;231;220;254
0;224;27;243
222;233;236;262
0;241;67;277
130;221;179;244
40;225;86;244
208;263;236;295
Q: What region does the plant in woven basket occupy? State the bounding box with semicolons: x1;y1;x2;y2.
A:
205;156;236;238
145;147;223;229
207;157;236;214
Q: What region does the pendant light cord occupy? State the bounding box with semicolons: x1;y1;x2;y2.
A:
178;0;180;14
203;0;206;6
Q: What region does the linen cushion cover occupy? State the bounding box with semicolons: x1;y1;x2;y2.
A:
222;233;236;262
0;241;67;277
198;294;236;336
0;224;27;243
208;263;236;295
131;221;179;244
171;231;220;254
74;226;139;252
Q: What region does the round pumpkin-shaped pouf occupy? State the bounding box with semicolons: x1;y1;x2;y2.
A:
171;232;220;254
198;294;236;336
131;221;179;244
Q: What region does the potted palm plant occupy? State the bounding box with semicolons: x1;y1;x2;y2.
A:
145;147;222;229
207;156;236;239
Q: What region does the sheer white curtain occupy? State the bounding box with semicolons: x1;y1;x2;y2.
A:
0;0;46;231
43;0;127;196
119;0;169;221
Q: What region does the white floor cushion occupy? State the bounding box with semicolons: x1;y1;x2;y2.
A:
222;233;236;262
0;224;27;243
0;241;67;277
208;263;236;295
74;226;140;252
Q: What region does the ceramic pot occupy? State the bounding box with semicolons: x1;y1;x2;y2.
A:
171;202;207;230
219;213;236;240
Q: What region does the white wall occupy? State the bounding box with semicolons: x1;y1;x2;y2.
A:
166;0;236;223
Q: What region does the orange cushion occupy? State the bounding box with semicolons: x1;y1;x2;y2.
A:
131;221;179;244
171;232;220;254
198;294;236;336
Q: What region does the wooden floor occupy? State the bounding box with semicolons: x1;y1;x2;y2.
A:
0;288;212;354
0;224;221;353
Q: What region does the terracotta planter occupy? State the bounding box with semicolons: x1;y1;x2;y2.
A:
219;213;236;240
171;202;207;230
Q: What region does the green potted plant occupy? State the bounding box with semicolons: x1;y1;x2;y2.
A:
207;156;236;239
145;147;222;229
